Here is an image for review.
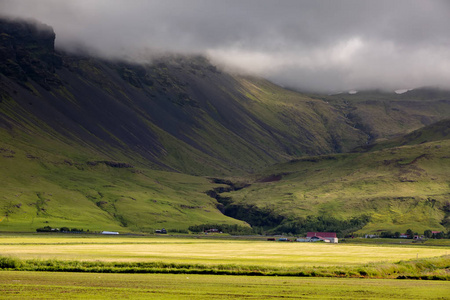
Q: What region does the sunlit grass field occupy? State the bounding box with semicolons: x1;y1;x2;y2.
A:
0;235;447;267
1;271;449;300
0;235;449;298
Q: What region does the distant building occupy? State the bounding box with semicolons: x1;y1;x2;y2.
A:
155;228;167;234
101;231;119;235
303;232;338;243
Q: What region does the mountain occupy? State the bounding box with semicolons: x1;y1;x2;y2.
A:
0;18;368;176
1;18;450;234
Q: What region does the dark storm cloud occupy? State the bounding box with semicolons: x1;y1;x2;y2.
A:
1;0;449;92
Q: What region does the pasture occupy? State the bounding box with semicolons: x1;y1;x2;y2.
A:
1;271;449;299
0;235;448;267
0;234;449;298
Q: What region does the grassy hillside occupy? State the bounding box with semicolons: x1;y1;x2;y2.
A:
0;55;373;174
0;133;246;232
355;118;450;152
323;90;450;143
1;18;450;233
2;18;449;176
223;139;450;234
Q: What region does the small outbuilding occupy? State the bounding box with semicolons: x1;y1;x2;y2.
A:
304;232;338;243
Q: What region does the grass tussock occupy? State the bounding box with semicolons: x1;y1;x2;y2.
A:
0;255;448;280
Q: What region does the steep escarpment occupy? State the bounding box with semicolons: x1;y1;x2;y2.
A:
0;18;369;175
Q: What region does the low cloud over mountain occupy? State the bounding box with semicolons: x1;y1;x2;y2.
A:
1;0;450;92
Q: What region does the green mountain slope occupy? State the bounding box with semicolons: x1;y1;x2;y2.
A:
354;118;450;152
0;18;366;175
0;136;246;232
1;18;450;233
2;18;449;175
221;138;450;234
323;90;450;143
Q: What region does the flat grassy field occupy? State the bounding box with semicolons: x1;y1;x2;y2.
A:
1;271;449;299
0;235;447;267
0;235;449;298
0;235;449;267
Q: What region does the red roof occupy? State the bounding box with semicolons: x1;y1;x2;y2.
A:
307;232;337;238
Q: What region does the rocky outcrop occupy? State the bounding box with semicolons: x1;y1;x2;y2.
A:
0;18;62;89
87;161;134;168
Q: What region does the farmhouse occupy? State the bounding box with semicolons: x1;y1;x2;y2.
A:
300;232;338;243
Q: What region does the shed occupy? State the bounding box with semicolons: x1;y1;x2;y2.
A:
306;232;338;243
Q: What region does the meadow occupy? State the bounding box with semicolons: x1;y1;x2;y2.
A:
0;235;449;298
0;235;449;274
0;235;448;265
1;271;449;299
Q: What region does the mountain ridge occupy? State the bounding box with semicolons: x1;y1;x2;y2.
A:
0;17;369;175
1;18;450;234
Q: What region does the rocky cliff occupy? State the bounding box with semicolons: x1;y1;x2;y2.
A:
0;18;62;90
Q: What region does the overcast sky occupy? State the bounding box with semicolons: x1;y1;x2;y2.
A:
1;0;450;93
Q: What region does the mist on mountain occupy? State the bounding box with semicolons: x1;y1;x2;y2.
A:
1;0;450;93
